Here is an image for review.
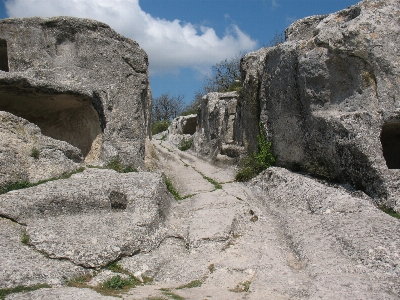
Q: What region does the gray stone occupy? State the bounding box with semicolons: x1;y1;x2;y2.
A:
0;217;86;289
167;114;197;148
0;168;172;268
249;167;400;298
5;287;120;300
0;16;151;168
192;92;244;163
238;0;400;211
0;111;83;189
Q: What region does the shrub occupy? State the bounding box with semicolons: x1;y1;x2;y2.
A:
178;138;192;151
152;120;170;135
103;275;127;290
235;123;275;182
30;147;40;159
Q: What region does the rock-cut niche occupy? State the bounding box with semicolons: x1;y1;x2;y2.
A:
0;85;102;157
0;39;9;72
380;121;400;169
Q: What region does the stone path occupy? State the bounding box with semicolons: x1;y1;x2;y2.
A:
1;138;399;299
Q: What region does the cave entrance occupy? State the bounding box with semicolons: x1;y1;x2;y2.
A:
0;39;9;72
380;122;400;169
0;85;102;157
182;116;197;135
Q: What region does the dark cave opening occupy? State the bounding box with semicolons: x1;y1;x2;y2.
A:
0;39;9;72
380;122;400;169
0;85;102;157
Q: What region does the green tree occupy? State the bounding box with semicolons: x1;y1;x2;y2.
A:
152;93;184;123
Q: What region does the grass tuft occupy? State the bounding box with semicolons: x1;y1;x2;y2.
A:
21;231;30;245
30;147;40;159
107;157;138;173
379;206;400;219
176;279;203;289
0;284;51;300
178;138;192;151
229;280;251;293
235;123;275;182
159;288;184;300
165;178;182;200
0;167;85;195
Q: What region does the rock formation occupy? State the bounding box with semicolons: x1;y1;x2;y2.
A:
167;114;197;147
0;168;172;274
192;92;244;163
0;16;151;169
0;111;83;189
238;0;400;211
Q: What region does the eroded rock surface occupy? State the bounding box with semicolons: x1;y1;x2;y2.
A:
0;16;151;168
167;114;197;147
192;92;244;164
0;111;82;189
0;169;172;268
238;0;400;211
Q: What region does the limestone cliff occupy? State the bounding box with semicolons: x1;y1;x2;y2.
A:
238;0;400;211
0;17;151;169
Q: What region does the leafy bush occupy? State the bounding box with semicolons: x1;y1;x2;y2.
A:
178;138;192;151
103;275;127;290
235;123;275;182
152;120;171;135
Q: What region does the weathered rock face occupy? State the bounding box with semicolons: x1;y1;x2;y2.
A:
0;169;172;268
0;111;82;189
167;114;197;147
238;0;400;210
0;17;151;168
192;92;243;162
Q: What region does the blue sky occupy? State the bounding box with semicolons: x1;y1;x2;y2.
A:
0;0;359;105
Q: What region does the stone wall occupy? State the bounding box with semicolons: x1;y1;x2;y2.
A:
238;0;400;211
0;17;151;168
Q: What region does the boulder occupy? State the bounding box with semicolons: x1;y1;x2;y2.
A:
249;167;400;297
0;168;172;268
167;114;197;147
0;17;151;168
192;92;243;162
238;0;400;210
0;111;82;190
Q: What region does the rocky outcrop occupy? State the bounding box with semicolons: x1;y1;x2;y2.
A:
167;114;197;147
192;92;244;163
249;167;400;298
0;17;151;168
0;111;82;189
0;168;172;269
238;0;400;211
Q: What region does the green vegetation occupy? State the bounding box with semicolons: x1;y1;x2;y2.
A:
201;174;222;189
0;284;51;300
160;288;185;300
107;157;138;173
379;206;400;219
235;123;275;182
178;138;192;151
30;147;40;159
21;231;30;245
67;273;93;287
229;280;251;293
102;275;131;290
0;167;85;195
152;120;171;135
165;178;182;200
176;280;203;289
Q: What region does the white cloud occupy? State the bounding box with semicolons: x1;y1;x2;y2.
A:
5;0;258;74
